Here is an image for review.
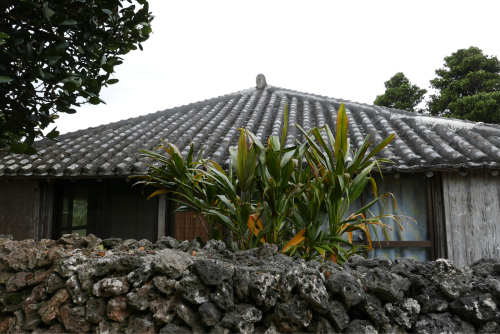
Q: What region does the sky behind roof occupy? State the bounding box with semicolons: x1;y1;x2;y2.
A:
56;0;500;134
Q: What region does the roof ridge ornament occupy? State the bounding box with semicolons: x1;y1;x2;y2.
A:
256;74;267;89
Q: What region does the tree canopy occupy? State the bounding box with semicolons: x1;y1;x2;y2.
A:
428;46;500;123
374;72;427;113
0;0;153;154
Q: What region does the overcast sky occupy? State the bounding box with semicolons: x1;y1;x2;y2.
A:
56;0;500;134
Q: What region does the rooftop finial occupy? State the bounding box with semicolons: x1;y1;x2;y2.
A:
256;74;267;89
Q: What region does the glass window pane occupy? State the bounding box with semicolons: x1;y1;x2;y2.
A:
72;186;88;228
368;247;431;262
366;173;429;242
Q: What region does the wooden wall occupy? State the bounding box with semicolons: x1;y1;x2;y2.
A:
442;170;500;267
0;180;40;240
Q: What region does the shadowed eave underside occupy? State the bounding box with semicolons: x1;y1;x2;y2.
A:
2;81;500;178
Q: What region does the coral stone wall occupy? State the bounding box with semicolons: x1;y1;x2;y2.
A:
1;234;500;333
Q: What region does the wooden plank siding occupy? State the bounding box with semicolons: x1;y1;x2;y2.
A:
0;180;40;240
174;204;209;241
442;170;500;267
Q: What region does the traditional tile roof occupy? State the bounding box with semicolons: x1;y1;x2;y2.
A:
2;75;500;178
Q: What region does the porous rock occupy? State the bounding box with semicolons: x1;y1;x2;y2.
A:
412;312;475;334
154;249;194;278
153;276;176;295
249;272;279;311
176;274;211;304
210;281;235;310
430;259;473;299
176;300;207;334
220;303;262;334
325;272;366;307
38;289;70;323
92;276;129;297
298;274;329;314
360;267;410;302
66;274;88;305
449;292;500;323
151;295;178;324
57;304;92;333
199;301;222;327
345;319;378;334
85;297;107;324
107;295;133;322
126;284;160;311
194;259;234;285
125;313;157;334
273;295;313;333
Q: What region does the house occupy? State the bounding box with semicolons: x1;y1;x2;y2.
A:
1;74;499;267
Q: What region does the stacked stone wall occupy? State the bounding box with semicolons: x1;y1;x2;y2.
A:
1;234;500;333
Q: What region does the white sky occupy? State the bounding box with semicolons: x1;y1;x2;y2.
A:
56;0;500;134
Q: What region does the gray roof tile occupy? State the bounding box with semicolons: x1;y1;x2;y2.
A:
2;82;500;178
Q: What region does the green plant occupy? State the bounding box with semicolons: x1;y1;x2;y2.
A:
137;102;405;264
283;103;404;263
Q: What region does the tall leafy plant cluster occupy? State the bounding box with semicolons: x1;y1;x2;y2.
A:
136;103;403;264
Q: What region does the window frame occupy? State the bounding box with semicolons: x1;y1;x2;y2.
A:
350;173;436;261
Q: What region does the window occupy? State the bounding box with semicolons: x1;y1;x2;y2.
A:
323;173;434;261
366;173;433;261
55;179;158;241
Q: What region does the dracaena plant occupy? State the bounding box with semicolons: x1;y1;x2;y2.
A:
133;142;224;240
282;103;404;264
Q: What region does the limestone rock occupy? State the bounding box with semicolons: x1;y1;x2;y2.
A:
154;249;194;279
220;303;262;334
360;293;390;326
125;313;157;334
126;284;161;311
85;297;107;324
44;273;66;294
107;296;133;322
5;272;32;292
66;275;88;305
307;315;335;334
326;300;350;332
449;292;500;323
193;260;234;285
176;300;207;334
249;272;279;311
199;301;222;327
415;285;448;313
298;274;329;314
273;295;313;333
92;276;129;297
345;319;378;334
385;298;420;329
38;289;70;323
176;274;211;304
23;303;42;330
325;272;366;307
412;312;475;334
430;259;473;299
57;305;92;334
95;319;128;334
360;268;410;302
210;281;235;310
151;295;178;324
153;276;176;295
159;321;192;334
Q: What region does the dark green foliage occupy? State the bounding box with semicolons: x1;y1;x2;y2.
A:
428;46;500;123
0;0;154;153
374;72;427;113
